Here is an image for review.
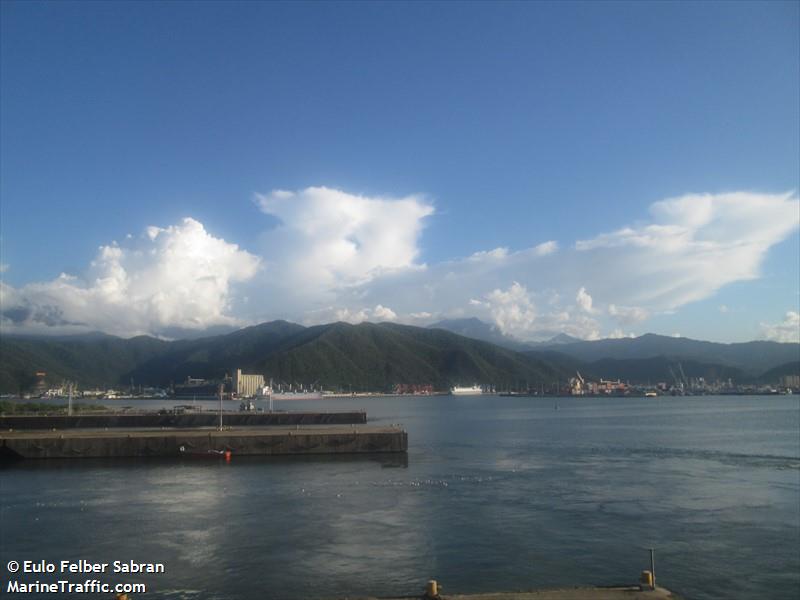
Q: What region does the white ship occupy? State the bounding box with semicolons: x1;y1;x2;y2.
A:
270;391;323;400
265;381;323;401
450;385;483;395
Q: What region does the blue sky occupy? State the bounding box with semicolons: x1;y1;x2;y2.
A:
1;1;798;342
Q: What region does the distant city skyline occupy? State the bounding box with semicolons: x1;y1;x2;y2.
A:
1;1;798;343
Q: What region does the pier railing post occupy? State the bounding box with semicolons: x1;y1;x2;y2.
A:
649;548;656;589
218;387;223;431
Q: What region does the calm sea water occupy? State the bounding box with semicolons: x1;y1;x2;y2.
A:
1;395;798;599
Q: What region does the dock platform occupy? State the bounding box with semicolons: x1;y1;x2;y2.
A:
0;425;407;459
0;410;367;430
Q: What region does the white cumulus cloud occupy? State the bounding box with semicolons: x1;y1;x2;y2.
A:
255;186;433;290
244;186;434;325
484;282;537;336
576;287;595;314
760;311;800;343
2;188;797;341
1;218;260;337
372;304;398;321
306;304;399;325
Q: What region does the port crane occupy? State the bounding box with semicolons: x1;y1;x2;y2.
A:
677;363;689;389
575;371;586;395
668;363;689;395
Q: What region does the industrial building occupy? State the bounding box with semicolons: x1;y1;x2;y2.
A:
233;369;265;398
780;374;800;389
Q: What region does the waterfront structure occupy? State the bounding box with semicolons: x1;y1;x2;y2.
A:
780;374;799;389
173;376;220;399
569;371;588;395
33;371;47;396
590;379;629;395
271;390;322;400
394;383;434;395
451;385;483;395
233;369;265;398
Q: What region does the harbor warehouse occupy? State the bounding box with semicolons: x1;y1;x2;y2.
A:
233;369;265;398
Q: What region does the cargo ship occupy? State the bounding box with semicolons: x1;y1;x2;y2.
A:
270;391;323;400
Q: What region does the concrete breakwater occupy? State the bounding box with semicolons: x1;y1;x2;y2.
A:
367;585;682;600
0;410;367;430
0;425;407;459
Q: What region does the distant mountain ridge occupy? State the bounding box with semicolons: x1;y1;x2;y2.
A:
545;333;583;345
0;321;569;393
427;318;799;375
1;319;797;394
536;332;800;375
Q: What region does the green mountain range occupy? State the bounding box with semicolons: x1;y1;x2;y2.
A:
528;333;800;375
0;321;569;393
1;320;797;394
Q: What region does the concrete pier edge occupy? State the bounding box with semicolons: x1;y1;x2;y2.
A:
0;425;408;459
0;410;367;430
340;584;682;600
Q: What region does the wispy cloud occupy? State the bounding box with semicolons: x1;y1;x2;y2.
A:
572;191;799;310
608;304;650;325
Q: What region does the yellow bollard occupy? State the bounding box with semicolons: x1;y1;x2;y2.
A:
640;570;654;590
425;579;439;598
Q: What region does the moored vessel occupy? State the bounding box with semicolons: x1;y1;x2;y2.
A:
450;385;483;395
270;391;323;400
